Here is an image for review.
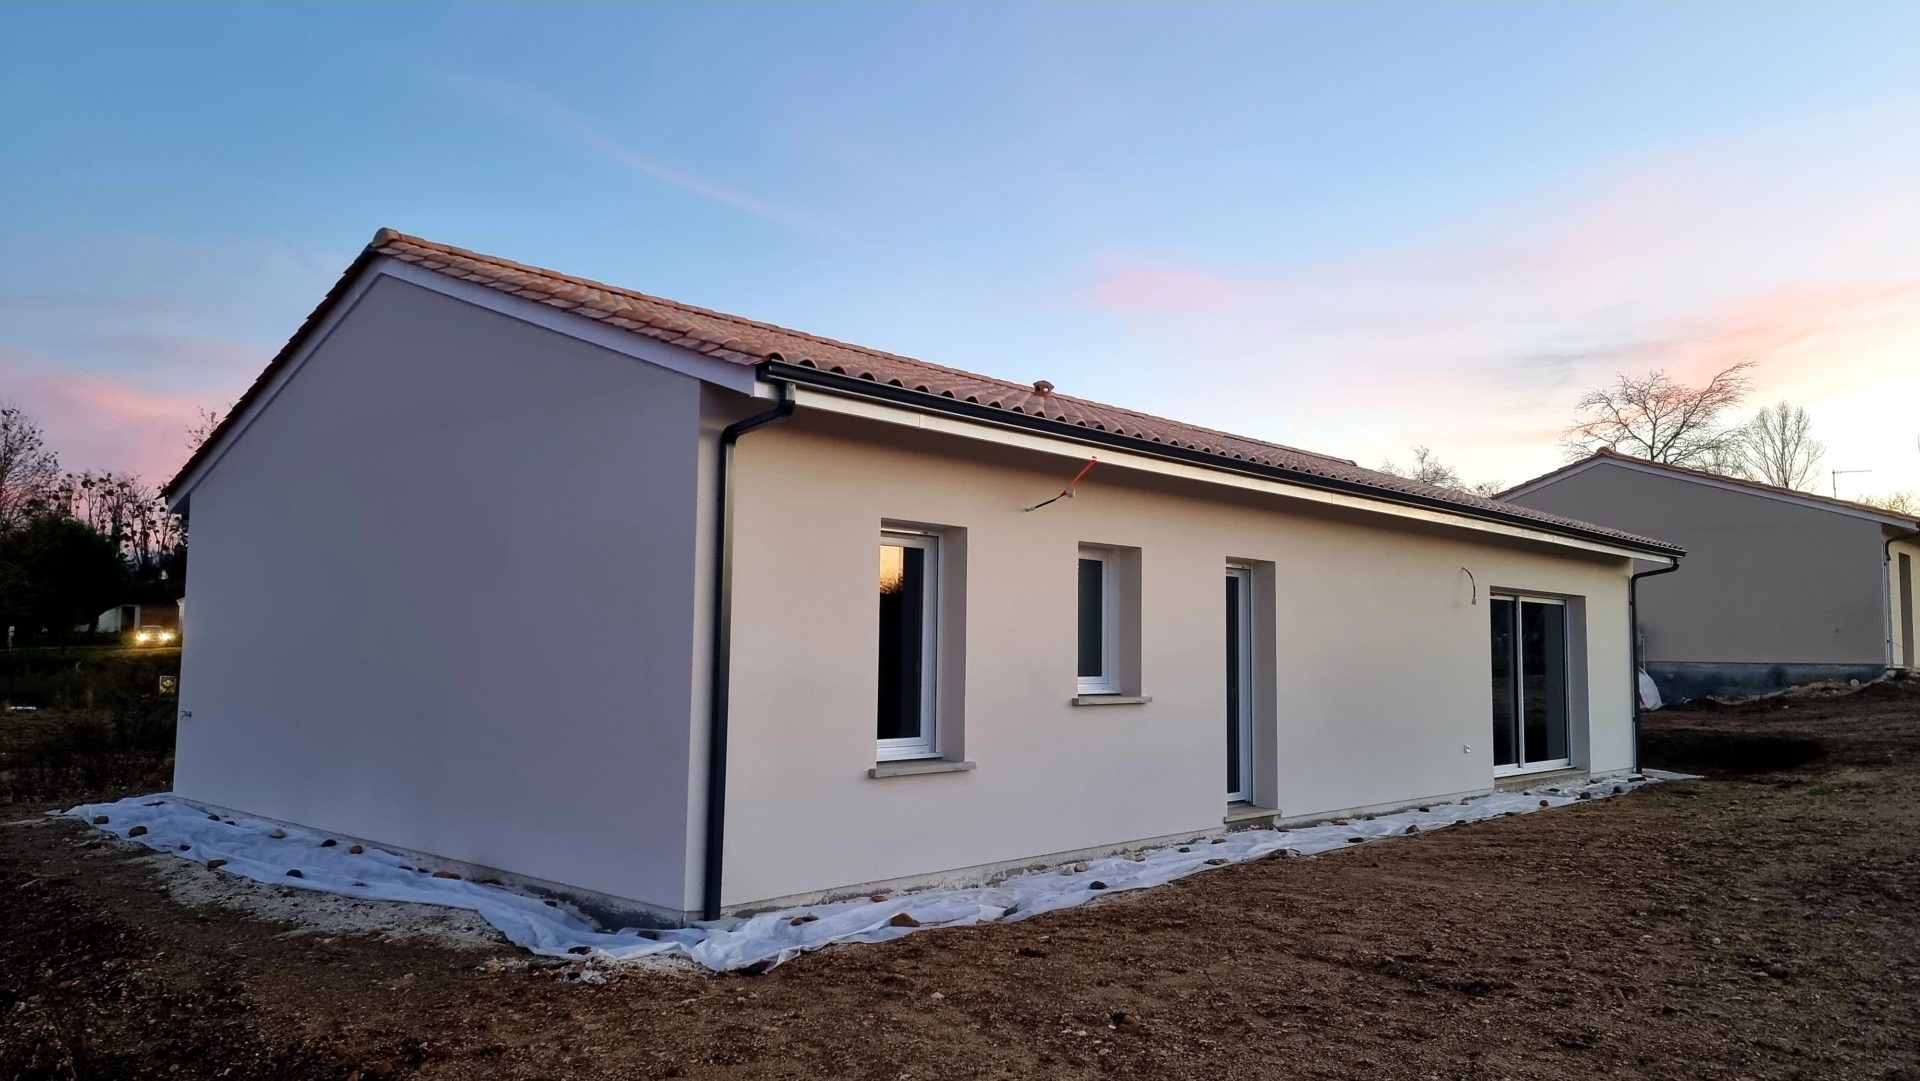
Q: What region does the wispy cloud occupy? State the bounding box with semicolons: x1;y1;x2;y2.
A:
0;346;208;483
437;72;833;237
0;232;315;480
1077;99;1920;490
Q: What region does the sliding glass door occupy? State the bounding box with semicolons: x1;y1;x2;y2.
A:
1489;594;1570;774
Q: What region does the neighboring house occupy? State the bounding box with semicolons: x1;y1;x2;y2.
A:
163;229;1682;925
1501;449;1920;700
92;579;184;633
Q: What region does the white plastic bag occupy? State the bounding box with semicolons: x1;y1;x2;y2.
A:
1637;668;1663;711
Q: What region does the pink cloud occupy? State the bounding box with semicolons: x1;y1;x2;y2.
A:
1069;101;1920;491
1650;280;1920;393
0;346;211;483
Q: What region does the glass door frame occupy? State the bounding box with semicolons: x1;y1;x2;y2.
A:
1490;592;1572;777
1225;564;1255;802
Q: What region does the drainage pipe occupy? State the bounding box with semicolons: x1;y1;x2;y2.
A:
1629;557;1681;773
702;376;795;921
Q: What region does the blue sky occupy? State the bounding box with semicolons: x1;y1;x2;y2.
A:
4;2;1918;495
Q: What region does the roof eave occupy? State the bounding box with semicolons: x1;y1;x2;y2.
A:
162;236;396;506
764;361;1684;560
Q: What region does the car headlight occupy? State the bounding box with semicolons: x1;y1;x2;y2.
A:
135;632;150;642
160;631;175;642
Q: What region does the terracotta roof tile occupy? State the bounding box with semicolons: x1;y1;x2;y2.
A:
165;229;1679;554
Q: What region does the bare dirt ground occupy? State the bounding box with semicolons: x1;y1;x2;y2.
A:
4;680;1918;1081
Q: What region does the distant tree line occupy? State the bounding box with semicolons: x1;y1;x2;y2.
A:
0;401;205;644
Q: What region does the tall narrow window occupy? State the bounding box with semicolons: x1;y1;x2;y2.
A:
1901;553;1915;670
1225;566;1254;801
1077;548;1119;694
878;531;939;760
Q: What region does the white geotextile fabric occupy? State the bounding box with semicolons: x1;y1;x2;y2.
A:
66;771;1688;972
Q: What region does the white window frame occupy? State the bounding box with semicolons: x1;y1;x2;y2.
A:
877;530;941;761
1077;547;1121;695
1490;591;1572;777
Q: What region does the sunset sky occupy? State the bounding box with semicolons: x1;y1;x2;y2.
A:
3;2;1917;498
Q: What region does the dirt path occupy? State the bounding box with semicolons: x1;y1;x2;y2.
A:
4;681;1918;1080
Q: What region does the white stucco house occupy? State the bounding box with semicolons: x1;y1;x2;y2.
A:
165;229;1683;925
1501;450;1920;700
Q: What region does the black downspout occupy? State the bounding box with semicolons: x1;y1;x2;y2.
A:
1629;558;1681;773
702;378;795;922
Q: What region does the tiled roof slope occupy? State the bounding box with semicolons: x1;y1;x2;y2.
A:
1503;449;1920;527
166;229;1679;554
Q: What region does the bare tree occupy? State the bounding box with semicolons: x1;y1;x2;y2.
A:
1734;402;1825;489
1467;479;1506;498
1377;445;1505;497
1857;491;1919;516
48;470;182;575
186;406;225;453
1562;361;1755;467
1379;445;1463;488
0;401;63;531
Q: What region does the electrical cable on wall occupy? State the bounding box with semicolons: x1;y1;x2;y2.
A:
1461;566;1477;605
1024;456;1098;512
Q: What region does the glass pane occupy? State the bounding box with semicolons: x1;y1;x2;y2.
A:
1226;575;1243;792
1078;558;1105;678
1901;554;1914;668
1521;601;1569;763
1489;598;1518;767
877;544;926;741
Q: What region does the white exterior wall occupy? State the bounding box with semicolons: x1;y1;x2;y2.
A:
173;277;702;914
1891;534;1920;670
718;408;1636;910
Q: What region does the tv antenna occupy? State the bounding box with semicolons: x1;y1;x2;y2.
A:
1831;468;1872;498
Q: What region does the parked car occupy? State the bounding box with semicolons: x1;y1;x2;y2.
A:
132;626;177;646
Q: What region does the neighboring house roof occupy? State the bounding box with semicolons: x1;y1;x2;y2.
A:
168;229;1682;556
1499;448;1920;530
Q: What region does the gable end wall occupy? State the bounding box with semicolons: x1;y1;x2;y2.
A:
1507;462;1888;665
172;276;703;912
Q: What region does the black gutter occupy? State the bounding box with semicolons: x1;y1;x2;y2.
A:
1629;558;1682;773
763;361;1684;560
702;377;795;922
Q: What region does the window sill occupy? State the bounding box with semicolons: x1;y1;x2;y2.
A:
1071;695;1154;707
1224;802;1280;827
868;759;977;779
